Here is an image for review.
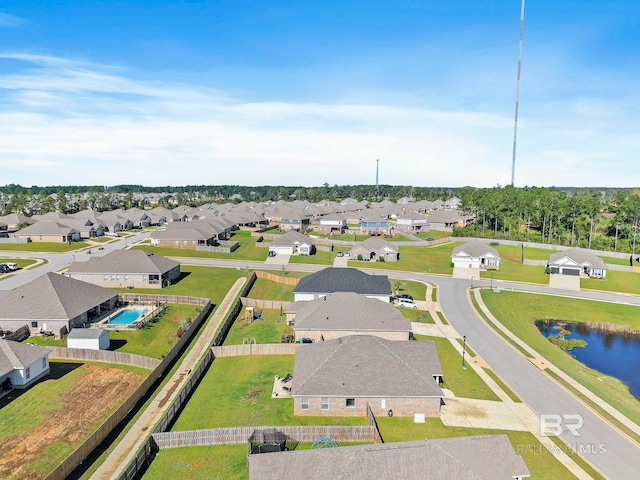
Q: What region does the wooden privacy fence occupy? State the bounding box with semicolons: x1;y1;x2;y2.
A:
366;402;383;444
241;297;291;310
255;270;299;285
49;348;161;370
212;343;297;357
43;296;211;480
119;293;209;306
152;425;376;449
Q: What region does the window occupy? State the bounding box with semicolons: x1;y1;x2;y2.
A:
25;367;30;380
111;275;116;281
116;275;120;281
124;275;128;281
301;397;309;410
42;358;47;368
103;275;109;281
346;398;356;408
31;321;38;328
321;398;329;410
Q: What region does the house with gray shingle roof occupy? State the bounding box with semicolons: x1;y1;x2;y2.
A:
548;247;607;278
316;213;347;235
292;335;443;417
269;231;315;256
451;241;500;270
288;292;411;342
395;211;429;232
10;221;81;243
293;268;392;303
67;250;180;289
349;237;399;262
0;272;118;336
248;434;530;480
0;340;51;389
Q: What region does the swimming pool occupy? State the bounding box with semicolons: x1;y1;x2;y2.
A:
108;308;147;325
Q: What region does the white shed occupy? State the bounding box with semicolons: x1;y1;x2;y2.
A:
67;328;110;350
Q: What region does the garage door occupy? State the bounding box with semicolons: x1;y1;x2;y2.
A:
561;268;580;276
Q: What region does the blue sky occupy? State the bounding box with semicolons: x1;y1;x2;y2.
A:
0;1;638;188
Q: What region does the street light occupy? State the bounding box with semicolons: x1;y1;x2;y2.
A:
461;335;467;367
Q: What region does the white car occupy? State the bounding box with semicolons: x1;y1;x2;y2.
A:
3;262;17;271
396;298;419;309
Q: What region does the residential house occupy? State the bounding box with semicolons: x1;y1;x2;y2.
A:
0;272;118;336
424;210;468;231
0;340;51;389
359;214;391;235
395;212;429;232
293;268;392;302
287;292;411;342
548;247;607;278
279;209;311;232
67;329;110;351
10;221;81;243
451;241;500;270
67;250;181;288
444;196;462;209
349;237;399;262
149;219;225;249
316;213;347;235
269;231;315;256
0;213;35;233
248;434;530;480
292;335;443;417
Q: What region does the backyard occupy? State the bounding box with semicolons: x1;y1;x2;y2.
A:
0;361;147;480
224;307;293;345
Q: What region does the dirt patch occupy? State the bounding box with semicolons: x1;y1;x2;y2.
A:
157;376;184;409
0;364;145;480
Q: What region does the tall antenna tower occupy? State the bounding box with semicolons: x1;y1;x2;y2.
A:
510;0;526;186
375;159;380;197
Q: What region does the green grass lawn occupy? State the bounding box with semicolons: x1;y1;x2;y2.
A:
600;255;633;266
288;250;335;265
376;417;580;480
399;309;435;323
248;277;298;302
133;232;268;261
479;244;550;284
391;279;427;300
0;257;38;269
480;290;640;427
108;304;204;358
308;231;369;242
171;355;368;430
414;230;452;240
0;361;147;479
416;335;499;401
0;242;90;252
352;242;461;274
114;265;248;301
224;308;293;345
581;269;640;294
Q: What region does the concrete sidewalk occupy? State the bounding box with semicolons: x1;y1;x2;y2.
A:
90;277;247;480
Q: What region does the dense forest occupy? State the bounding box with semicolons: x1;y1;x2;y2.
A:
1;184;639;254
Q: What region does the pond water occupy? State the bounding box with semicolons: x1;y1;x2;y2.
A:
535;320;640;400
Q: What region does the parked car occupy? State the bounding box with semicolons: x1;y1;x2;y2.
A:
0;264;9;273
395;294;413;301
4;262;17;271
336;251;343;257
268;250;277;257
425;237;436;241
396;298;419;309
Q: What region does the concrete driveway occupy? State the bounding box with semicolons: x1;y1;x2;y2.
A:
264;253;291;265
441;397;535;432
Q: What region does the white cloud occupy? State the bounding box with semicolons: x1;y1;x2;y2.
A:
0;53;638;188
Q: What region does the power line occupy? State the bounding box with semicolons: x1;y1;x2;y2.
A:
510;0;526;187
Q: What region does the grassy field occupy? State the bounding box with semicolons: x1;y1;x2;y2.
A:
133;232;268;261
398;308;435;323
414;230;452;240
0;257;39;269
353;242;461;274
480;290;640;426
0;361;147;479
172;355;368;430
0;242;90;252
479;244;550;284
391;279;427;300
248;277;298;301
24;304;203;359
581;269;640;294
224;308;293;345
376;417;581;480
417;335;499;401
288;250;335;265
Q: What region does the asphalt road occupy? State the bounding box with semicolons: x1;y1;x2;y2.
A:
2;248;639;478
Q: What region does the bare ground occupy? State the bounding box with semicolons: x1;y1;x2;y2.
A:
0;364;146;480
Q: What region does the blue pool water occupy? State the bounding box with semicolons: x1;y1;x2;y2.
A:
108;308;147;325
